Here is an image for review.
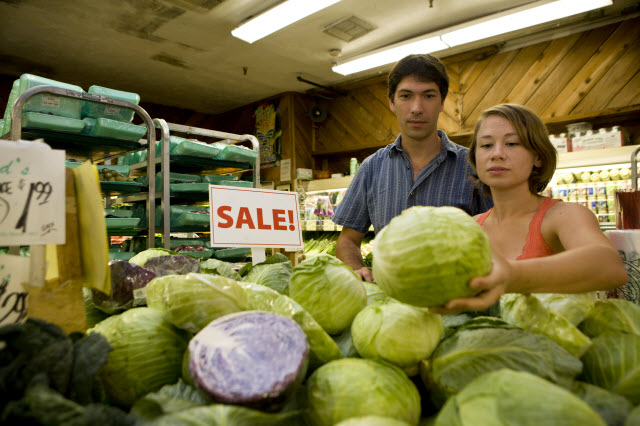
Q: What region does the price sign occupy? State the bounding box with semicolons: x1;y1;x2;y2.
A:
0;141;65;245
209;185;303;249
0;254;30;326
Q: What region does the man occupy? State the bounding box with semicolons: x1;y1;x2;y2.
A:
332;54;493;281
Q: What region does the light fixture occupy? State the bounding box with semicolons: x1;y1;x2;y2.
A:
332;0;612;76
441;0;613;47
332;36;448;76
232;0;343;44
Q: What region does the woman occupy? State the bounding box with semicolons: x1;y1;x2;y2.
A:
431;103;627;314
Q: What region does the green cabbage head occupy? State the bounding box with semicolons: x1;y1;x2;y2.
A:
435;369;606;426
289;254;366;335
373;206;492;307
351;299;443;375
145;273;248;334
88;307;189;408
305;358;421;426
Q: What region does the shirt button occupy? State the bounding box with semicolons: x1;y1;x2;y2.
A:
407;166;410;170
410;191;414;196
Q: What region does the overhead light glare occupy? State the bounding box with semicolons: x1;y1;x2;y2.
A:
332;36;449;76
333;0;612;76
232;0;343;44
441;0;612;46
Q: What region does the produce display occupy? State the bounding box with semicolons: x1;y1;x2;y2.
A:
2;205;640;425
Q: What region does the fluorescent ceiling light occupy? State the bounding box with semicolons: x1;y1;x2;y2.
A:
441;0;613;47
332;36;449;76
232;0;343;44
333;0;612;76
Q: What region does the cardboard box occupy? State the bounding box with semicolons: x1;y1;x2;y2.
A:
296;168;313;180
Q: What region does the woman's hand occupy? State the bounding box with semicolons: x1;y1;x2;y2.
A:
429;251;513;315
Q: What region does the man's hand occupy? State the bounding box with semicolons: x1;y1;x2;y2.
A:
429;251;513;315
353;266;374;282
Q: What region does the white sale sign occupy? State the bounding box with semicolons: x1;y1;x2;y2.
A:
209;185;303;249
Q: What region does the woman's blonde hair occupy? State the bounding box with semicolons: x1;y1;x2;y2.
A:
468;103;557;195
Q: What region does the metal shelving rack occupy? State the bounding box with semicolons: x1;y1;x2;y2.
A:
4;85;158;248
111;118;261;250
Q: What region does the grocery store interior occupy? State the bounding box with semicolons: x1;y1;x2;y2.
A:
1;0;640;424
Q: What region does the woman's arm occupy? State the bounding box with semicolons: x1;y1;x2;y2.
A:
431;203;627;314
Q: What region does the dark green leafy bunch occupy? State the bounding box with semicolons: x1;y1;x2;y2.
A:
0;318;135;425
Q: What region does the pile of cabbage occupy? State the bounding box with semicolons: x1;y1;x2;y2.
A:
6;206;640;425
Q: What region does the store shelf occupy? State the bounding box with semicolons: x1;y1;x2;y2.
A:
557;145;638;169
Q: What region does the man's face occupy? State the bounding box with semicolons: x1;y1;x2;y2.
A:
389;75;444;144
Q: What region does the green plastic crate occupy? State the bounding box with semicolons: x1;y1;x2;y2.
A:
82;85;140;123
21;112;85;133
19;74;84;119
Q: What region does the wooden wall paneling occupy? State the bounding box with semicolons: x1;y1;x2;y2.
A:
293;93;314;170
543;19;640;118
526;24;616;115
460;49;519;125
465;43;548;128
442;64;463;133
608;70;640;108
317;97;380;152
576;31;640;113
352;86;398;142
503;35;578;106
454;57;492;98
342;89;393;143
314;113;360;155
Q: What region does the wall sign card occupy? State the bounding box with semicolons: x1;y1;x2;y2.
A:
0;254;30;326
0;140;65;246
209;185;303;249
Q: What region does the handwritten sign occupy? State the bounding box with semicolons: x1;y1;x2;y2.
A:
0;254;30;326
0;141;65;245
209;185;303;249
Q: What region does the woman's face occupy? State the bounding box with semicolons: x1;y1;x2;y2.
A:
474;114;541;192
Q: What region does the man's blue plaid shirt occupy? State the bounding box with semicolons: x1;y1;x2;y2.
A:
332;130;493;234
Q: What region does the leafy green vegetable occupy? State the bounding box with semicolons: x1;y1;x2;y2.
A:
88;307;189;409
240;282;342;370
501;293;592;357
579;332;640;404
579;299;640;338
426;317;583;407
363;282;388;304
434;369;606;426
130;379;211;422
289;254;367;335
128;248;178;267
305;358;421;426
626;405;640;426
150;403;303;426
244;261;292;295
2;382;135;426
0;319;129;424
332;327;359;358
145;273;248;334
570;380;633;426
200;258;242;280
238;252;290;277
373;206;492;307
351;299;442;375
534;293;596;326
335;415;411;426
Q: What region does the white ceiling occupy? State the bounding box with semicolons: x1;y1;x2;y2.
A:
0;0;636;114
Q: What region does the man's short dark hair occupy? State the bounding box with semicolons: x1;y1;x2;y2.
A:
387;54;449;102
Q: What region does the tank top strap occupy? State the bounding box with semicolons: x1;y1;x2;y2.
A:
475;208;493;225
517;197;562;260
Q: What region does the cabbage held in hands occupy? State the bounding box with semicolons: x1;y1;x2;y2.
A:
289;254;366;335
373;206;492;307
